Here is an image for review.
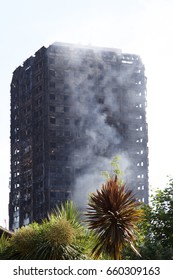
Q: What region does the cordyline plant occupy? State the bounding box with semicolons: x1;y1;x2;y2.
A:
85;175;143;260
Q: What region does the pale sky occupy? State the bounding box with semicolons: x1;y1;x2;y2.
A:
1;0;173;227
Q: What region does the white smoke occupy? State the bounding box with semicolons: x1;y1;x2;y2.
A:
61;46;133;207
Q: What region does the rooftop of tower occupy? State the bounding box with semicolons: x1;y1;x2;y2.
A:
50;41;122;54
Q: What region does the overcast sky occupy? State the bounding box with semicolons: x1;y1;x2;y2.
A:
1;0;173;227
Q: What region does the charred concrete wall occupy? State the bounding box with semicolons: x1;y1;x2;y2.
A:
9;43;148;230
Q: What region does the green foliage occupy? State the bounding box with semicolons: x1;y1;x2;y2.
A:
101;156;124;185
49;200;82;231
34;217;83;260
0;234;11;260
123;179;173;259
85;176;143;259
111;156;124;176
75;228;98;259
9;222;40;259
0;201;86;260
47;201;89;258
144;182;173;259
44;218;74;246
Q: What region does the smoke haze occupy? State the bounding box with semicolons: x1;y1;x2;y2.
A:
63;47;132;207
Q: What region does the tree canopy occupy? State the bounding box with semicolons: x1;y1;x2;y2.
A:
123;178;173;260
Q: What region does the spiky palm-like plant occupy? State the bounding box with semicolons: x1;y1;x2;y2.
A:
0;201;86;260
49;200;82;231
85;176;143;260
0;234;11;260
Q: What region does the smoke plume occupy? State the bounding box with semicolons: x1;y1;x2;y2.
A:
62;46;132;207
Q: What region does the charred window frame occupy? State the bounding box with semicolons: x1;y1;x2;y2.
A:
50;116;56;124
49;94;55;100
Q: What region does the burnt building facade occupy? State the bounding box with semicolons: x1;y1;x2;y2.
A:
9;42;149;230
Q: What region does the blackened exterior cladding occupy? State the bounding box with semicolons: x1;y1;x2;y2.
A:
32;47;47;222
10;58;35;230
120;55;148;203
9;43;149;230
